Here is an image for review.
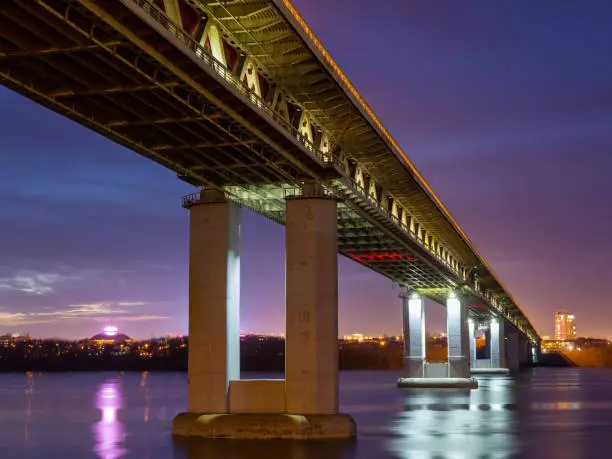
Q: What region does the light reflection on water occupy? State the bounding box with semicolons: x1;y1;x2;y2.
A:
93;378;126;459
3;369;612;458
389;376;518;459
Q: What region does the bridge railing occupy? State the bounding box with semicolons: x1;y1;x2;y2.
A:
336;177;463;277
131;0;332;165
183;189;285;222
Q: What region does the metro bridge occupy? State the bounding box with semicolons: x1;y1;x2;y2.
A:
1;0;540;438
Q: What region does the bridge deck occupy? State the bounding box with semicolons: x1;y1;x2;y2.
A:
0;0;539;341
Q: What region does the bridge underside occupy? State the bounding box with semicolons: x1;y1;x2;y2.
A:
0;0;535;333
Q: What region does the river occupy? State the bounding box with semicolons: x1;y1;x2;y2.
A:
1;368;611;458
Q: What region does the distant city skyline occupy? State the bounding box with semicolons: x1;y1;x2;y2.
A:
2;0;612;339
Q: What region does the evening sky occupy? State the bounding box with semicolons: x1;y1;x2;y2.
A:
1;0;611;339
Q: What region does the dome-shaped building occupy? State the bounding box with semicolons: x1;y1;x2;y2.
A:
89;326;133;344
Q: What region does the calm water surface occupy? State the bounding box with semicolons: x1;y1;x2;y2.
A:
1;368;611;458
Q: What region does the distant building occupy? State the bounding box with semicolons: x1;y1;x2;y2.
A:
343;333;365;342
541;339;575;353
0;334;31;347
554;311;576;340
89;326;133;345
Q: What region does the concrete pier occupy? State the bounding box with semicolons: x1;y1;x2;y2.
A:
490;318;505;369
468;319;476;368
173;186;354;439
398;291;477;389
402;291;425;378
285;187;345;416
186;189;240;414
470;317;510;375
447;292;470;379
506;328;520;373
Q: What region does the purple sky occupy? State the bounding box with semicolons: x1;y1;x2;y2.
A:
1;0;612;340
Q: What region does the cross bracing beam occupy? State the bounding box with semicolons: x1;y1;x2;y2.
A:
0;41;130;58
242;32;294;47
104;114;221;128
257;54;311;67
207;4;273;20
225;18;285;35
47;82;180;98
152;140;258;151
251;42;304;58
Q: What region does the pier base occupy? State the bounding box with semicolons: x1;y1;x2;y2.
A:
172;412;356;439
397;377;478;389
470;368;510;375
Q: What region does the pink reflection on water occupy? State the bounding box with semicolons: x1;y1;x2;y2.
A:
92;379;126;459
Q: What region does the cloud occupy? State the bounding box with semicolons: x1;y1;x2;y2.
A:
0;271;77;295
0;311;52;326
0;300;157;326
33;302;122;317
116;315;169;321
117;301;149;307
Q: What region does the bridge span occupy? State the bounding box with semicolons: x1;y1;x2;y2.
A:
2;0;540;438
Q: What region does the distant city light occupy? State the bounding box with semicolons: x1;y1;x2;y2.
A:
104;326;118;337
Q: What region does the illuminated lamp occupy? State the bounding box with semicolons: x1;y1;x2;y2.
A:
104;326;118;337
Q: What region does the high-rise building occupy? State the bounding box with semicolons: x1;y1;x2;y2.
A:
554;311;576;340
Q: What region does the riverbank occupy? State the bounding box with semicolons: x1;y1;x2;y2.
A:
565;348;612;367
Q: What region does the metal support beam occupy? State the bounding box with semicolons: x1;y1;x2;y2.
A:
200;19;227;67
151;140;257;151
48;82;180;98
163;0;182;27
0;41;129;58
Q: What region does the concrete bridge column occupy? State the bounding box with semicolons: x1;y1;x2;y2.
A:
401;291;425;378
518;335;531;366
185;189;240;414
490;318;506;369
505;327;520;373
285;184;339;414
447;292;470;378
174;186;354;439
468;319;476;368
398;291;476;388
470;318;511;375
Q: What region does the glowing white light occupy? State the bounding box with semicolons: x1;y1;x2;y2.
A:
102;407;116;423
104;326;118;337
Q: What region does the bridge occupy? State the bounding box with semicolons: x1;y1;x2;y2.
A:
1;0;540;438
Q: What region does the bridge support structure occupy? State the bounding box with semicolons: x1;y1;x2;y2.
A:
173;186;355;439
470;318;511;375
397;291;477;389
